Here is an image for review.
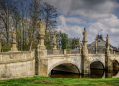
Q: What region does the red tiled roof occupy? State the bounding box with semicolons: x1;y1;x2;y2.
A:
113;47;117;50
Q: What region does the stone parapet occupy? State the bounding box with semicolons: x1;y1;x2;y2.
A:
0;50;35;64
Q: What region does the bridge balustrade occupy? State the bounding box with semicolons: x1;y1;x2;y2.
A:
47;49;64;55
110;51;114;54
66;49;80;54
59;49;64;54
47;49;53;54
97;50;105;54
115;52;119;55
88;50;96;54
88;50;105;54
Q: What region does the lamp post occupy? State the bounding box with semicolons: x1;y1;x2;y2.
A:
98;29;103;37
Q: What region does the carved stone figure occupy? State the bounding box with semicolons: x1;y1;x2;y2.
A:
106;34;109;49
37;19;46;36
53;33;57;45
37;19;46;49
83;27;87;42
79;38;81;49
0;34;1;52
10;29;18;52
53;33;57;49
12;29;17;43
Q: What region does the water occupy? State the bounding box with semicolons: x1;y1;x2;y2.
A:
50;67;119;78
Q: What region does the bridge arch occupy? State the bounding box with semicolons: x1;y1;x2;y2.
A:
90;61;104;69
112;60;119;76
48;61;80;76
112;60;119;67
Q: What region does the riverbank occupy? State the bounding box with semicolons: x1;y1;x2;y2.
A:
0;76;119;86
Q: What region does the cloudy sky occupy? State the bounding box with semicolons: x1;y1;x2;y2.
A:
43;0;119;47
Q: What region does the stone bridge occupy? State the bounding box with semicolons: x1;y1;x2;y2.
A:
0;19;119;79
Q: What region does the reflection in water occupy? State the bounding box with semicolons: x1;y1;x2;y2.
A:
50;67;119;78
90;69;104;78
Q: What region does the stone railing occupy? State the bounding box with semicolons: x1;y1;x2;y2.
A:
88;50;105;54
47;49;119;55
97;50;105;54
47;49;64;55
66;49;80;54
47;49;80;55
88;50;96;54
115;52;119;55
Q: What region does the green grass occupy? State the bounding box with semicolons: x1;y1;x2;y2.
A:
0;76;119;86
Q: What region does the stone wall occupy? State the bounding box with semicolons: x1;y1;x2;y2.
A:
0;50;35;79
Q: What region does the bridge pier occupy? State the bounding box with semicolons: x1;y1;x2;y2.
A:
81;52;90;75
105;34;113;72
81;27;90;75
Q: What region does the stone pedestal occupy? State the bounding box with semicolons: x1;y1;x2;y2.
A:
10;42;18;52
53;45;57;50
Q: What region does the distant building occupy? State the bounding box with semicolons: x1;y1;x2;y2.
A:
74;38;114;50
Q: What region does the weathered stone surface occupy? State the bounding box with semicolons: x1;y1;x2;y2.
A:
0;50;35;79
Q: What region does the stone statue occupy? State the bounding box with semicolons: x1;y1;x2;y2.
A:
10;29;18;52
12;29;17;43
0;34;1;52
106;34;109;49
79;38;80;44
53;33;57;45
37;18;46;49
79;38;81;49
53;33;57;49
107;34;109;44
83;27;87;42
37;19;46;36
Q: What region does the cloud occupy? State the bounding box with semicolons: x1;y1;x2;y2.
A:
42;0;71;15
57;15;84;38
43;0;119;19
88;14;119;46
57;14;119;46
65;17;86;24
57;15;86;24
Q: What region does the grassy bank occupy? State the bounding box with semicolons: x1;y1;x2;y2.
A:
0;76;119;86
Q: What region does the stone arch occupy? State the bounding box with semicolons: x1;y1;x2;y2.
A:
90;61;104;69
112;60;119;67
112;60;119;76
90;61;104;78
48;61;80;75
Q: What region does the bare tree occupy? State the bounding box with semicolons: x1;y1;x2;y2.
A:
0;0;17;50
42;2;58;32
